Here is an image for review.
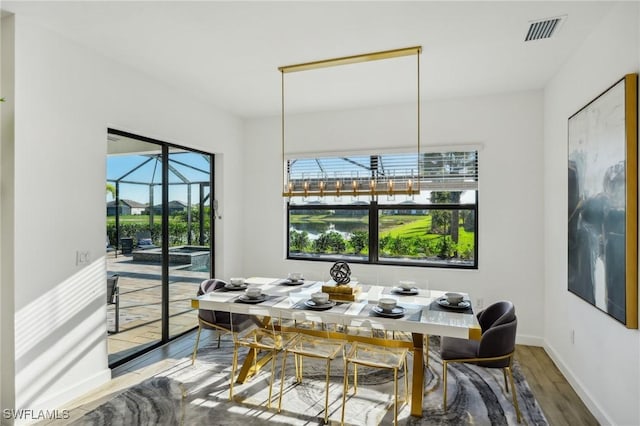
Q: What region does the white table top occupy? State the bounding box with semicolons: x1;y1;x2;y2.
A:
192;277;480;339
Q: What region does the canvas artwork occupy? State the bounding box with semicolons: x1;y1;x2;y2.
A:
567;74;638;328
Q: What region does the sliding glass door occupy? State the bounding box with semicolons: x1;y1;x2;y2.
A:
106;130;214;366
167;149;212;339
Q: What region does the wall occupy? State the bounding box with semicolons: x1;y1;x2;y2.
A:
543;3;640;425
0;14;243;420
1;12;16;420
243;90;545;345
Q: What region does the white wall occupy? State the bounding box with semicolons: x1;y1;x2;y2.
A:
543;3;640;425
1;12;17;420
0;14;244;418
243;90;545;345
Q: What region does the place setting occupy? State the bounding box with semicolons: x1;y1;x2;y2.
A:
280;272;307;286
389;280;419;296
220;277;248;291
292;292;356;314
234;287;284;305
370;297;406;318
432;292;473;313
302;292;336;311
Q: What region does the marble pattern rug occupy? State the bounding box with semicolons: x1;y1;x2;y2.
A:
74;336;548;425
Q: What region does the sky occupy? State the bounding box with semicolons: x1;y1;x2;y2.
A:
106;152;211;205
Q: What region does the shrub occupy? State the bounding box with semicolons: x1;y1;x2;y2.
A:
290;230;310;252
313;231;346;253
348;230;368;254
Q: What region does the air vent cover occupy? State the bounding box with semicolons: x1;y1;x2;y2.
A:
525;15;566;41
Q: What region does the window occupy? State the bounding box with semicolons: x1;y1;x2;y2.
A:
286;150;478;268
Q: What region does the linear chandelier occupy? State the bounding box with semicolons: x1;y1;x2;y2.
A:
279;46;423;198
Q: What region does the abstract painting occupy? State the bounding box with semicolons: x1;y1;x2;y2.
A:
568;73;638;328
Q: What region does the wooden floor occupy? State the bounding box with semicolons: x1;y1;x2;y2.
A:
50;331;598;425
516;345;599;426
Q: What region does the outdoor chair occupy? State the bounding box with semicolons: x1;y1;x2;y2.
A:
135;231;157;250
107;274;120;333
106;235;115;253
440;300;521;423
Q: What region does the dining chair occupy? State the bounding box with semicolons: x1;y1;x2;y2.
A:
440;300;521;423
278;311;346;424
229;305;296;409
341;320;409;426
191;279;262;365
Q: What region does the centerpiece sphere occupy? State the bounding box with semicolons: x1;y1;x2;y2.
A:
330;261;351;285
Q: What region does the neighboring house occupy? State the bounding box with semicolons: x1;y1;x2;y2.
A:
384;200;426;216
106;199;147;216
146;200;188;215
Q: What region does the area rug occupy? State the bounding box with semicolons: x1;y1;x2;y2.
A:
74;336;548;425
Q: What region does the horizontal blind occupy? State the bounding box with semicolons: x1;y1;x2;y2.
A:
287;150;477;192
422;151;478;191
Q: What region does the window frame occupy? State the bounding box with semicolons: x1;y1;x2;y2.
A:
286;195;478;269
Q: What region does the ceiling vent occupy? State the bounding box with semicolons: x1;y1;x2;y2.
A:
525;15;566;41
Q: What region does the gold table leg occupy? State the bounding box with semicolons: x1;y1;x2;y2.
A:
235;316;273;384
410;333;424;417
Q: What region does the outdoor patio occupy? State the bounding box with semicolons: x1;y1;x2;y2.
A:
106;251;208;364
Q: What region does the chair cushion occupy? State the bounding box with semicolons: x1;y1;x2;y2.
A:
440;336;479;361
476;318;517;367
477;301;515;332
199;312;261;333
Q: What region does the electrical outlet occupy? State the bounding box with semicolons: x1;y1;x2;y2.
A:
476;298;484;309
76;250;91;265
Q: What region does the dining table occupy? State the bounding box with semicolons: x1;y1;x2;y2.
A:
191;277;481;418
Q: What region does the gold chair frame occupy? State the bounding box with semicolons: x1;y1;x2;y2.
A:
191;317;231;364
229;311;296;409
442;351;522;423
278;333;345;424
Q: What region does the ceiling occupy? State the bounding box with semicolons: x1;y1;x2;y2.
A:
3;1;616;118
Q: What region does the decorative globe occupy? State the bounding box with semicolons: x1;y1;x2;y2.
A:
330;261;351;285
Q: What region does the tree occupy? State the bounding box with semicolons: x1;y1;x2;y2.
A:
106;183;116;199
430;191;451;234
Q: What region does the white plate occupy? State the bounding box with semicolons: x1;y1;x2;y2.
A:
282;278;305;286
237;294;267;304
224;283;247;291
391;287;419;295
372;305;406;318
304;300;336;310
437;298;471;310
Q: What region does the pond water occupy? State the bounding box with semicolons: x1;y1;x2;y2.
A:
291;221;367;239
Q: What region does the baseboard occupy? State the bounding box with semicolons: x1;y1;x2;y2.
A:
543;340;613;426
16;368;111;425
515;333;543;347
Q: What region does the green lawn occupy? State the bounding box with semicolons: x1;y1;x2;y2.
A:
382;215;474;249
106;215;161;225
380;215;431;236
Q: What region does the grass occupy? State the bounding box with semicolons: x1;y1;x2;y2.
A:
106;215;162;225
380;215;431;237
